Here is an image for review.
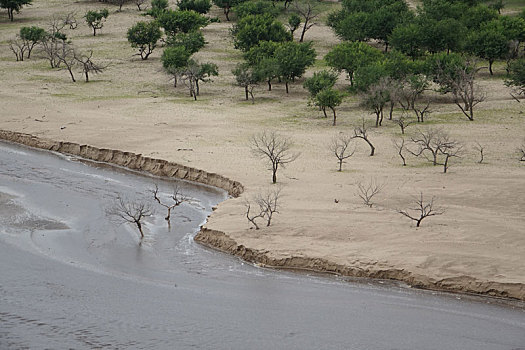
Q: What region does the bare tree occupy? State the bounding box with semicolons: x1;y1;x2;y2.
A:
413;100;431;123
397;193;443;227
395;113;414;135
251;130;300;184
255;187;282;227
107;197;154;239
436;136;463;173
151;184;189;221
393;138;407;166
361;78;390;127
9;38;27;61
75;50;106;82
56;41;77;82
473;142;485;163
352;118;375;156
330;134;355;171
408;127;443;166
245;201;264;230
292;0;319;42
439;60;486;121
63;12;78;29
356;178;383;208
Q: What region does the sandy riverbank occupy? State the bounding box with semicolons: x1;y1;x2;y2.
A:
1;130;524;301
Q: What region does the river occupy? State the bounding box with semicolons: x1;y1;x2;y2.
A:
0;141;524;350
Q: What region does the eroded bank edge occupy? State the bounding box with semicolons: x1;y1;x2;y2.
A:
195;228;525;302
2;129;523;302
0;130;243;197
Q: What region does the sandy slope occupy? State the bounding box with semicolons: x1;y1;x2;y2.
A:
1;0;524;299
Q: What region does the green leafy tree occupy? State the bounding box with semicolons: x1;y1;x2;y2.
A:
161;46;191;87
505;58;525;98
461;4;498;30
419;18;466;54
166;31;206;54
19;26;46;58
315;88;343;125
147;0;169;17
303;70;338;97
353;62;390;92
234;0;279;19
158;9;208;36
177;0;212;14
423;52;466;93
274;41;316;93
127;21;162;60
212;0;246;21
233;62;260;102
466;25;508;75
254;57;279;91
232;14;291;52
287;13;301;38
328;0;412;51
324;41;383;86
0;0;32;21
389;23;423;60
84;9;109;36
244;40;279;65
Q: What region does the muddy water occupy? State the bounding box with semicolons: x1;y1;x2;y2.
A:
0;141;524;350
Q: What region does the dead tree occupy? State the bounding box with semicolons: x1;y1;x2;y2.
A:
352;119;375;156
397;193;443;227
9;38;27;61
245;201;264;230
473;142;485;163
436;136;463;173
293;0;319;42
255;187;282;227
408;127;443;166
413;100;431;123
329;134;355;171
107;197;153;239
395;113;414;134
64;12;78;29
151;184;189;221
56;41;77;82
75;50;106;82
356;178;383;208
251;130;300;184
439;61;486;121
393;138;407;166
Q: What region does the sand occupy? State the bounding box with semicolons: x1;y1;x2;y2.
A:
1;0;524;300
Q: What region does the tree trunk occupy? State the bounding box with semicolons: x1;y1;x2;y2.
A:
338;160;343;172
416;219;421;227
165;207;171;221
136;221;144;238
85;71;89;82
367;140;375;156
489;60;493;75
331;107;337;126
93;28;97;36
285;81;289;93
375;112;380;127
389;101;394;120
67;67;76;82
224;7;230;21
245;86;249;100
299;20;308;43
196;80;200;96
268;80;271;91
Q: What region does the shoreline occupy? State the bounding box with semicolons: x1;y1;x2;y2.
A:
1;130;524;302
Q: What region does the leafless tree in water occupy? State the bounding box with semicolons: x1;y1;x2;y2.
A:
107;197;154;240
151;184;190;221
